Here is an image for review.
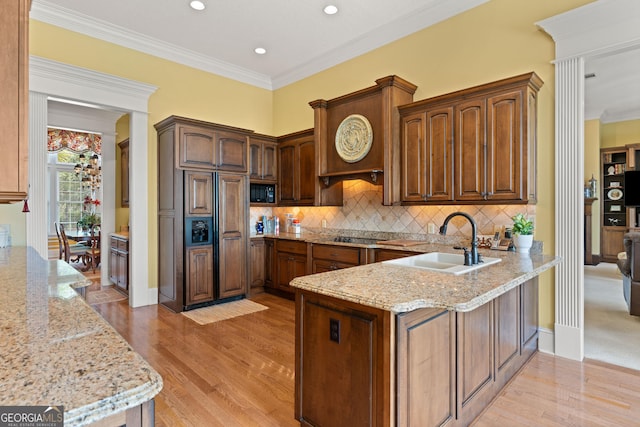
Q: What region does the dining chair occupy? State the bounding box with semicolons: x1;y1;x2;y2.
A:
84;227;101;273
59;223;88;264
54;222;64;260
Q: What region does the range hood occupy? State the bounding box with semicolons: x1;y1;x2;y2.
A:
310;76;417;206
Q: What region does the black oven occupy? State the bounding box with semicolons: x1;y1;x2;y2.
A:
185;217;213;246
250;183;275;203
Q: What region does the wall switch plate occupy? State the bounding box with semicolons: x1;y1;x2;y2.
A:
428;223;436;234
322;219;327;228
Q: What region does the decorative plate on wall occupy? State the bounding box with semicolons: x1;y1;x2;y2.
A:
335;114;373;163
608;188;623;200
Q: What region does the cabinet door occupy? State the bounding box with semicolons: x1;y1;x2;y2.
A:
456;301;493;413
521;277;538;353
278;144;297;204
218;173;247;299
276;252;306;292
249;238;266;292
119;139;130;207
401;112;428;202
117;251;129;293
602;226;626;262
495;287;519;375
264;238;275;287
185;246;214;306
486;90;524;201
0;0;29;202
185;171;213;216
215;130;247;172
178;124;216;170
426;107;454;202
298;138;316;205
455;98;486;201
262;142;278;182
109;248;119;284
249;141;262;179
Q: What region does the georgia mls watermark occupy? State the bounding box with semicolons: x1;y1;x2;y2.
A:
0;406;63;427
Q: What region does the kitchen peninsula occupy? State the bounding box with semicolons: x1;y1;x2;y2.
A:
0;247;162;426
290;244;560;427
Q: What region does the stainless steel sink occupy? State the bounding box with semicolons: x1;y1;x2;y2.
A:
383;252;501;275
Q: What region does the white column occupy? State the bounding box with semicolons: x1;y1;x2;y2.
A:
128;110;155;307
100;132;116;287
26;92;48;257
554;57;585;361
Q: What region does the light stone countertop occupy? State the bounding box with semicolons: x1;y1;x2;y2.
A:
0;247;162;426
289;242;561;313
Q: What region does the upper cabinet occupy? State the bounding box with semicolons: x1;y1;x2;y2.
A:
399;72;542;205
155;116;250;173
0;0;29;202
277;129;318;206
249;134;278;183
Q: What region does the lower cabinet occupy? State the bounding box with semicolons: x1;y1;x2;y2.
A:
185;245;214;306
249;238;266;295
109;235;129;294
296;278;539;427
311;244;366;273
270;239;308;296
372;248;416;262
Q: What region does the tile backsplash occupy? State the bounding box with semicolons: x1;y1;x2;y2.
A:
250;180;535;238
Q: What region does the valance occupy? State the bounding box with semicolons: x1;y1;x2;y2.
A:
47;128;102;154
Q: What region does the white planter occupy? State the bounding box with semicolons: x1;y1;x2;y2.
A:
514;234;533;254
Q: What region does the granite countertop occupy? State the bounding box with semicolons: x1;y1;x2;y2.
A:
289;242;561;314
0;247;162;426
111;231;129;239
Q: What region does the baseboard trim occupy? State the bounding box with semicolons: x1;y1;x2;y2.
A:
538;327;555;354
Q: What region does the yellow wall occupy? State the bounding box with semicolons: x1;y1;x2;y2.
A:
601;119;640;148
23;0;597;329
585;120;601;253
115;114;130;231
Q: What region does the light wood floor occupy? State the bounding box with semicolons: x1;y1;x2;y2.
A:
93;293;640;426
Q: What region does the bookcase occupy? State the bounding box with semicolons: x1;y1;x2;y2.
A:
600;145;640;263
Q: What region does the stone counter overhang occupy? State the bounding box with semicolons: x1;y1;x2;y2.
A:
285;237;560;313
0;247;162;426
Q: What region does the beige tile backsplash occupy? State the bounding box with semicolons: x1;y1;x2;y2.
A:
250;180;535;238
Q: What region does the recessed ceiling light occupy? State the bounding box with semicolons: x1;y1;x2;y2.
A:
324;5;338;15
254;47;267;55
190;1;205;11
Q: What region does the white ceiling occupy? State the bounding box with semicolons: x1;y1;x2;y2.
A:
32;0;640;123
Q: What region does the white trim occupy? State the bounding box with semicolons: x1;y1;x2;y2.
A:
27;93;48;258
29;58;157;307
538;327;555;355
554;323;583;361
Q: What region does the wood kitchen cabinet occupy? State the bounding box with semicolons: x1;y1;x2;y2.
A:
156;116;250;173
185;171;213;216
249;135;278;183
372;248;416;262
185;245;214;306
249;237;266;295
0;0;29;202
109;235;129;294
273;239;308;296
400;107;454;203
398;72;542;205
278;129;316;206
217;173;247;300
311;243;367;273
118;139;129;207
264;238;275;288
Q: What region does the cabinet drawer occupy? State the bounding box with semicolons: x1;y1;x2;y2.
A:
117;239;129;252
276;239;307;255
312;244;361;265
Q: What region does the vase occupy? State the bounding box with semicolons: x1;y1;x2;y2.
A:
514;234;533;254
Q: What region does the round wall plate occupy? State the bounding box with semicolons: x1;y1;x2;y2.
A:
335;114;373;163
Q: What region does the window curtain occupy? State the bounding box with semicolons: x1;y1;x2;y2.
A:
47;128;102;154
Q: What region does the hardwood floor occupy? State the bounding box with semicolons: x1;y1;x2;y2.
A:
94;294;640;427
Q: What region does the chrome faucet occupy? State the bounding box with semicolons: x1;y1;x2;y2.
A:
439;212;480;264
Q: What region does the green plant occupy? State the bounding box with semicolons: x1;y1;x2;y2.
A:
511;213;533;235
78;213;101;229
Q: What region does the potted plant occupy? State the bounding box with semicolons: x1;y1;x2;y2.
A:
77;213;101;232
511;213;534;254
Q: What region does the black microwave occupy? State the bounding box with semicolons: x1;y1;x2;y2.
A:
250;183;275;203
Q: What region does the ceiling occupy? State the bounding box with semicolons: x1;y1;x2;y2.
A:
32;0;640;123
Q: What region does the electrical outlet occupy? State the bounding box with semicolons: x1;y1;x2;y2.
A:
322;219;327;228
428;223;436;234
329;318;340;343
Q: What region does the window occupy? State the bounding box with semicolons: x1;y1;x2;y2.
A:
48;150;102;234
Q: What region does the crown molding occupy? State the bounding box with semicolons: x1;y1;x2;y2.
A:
272;0;489;89
30;0;273;90
30;56;157;112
